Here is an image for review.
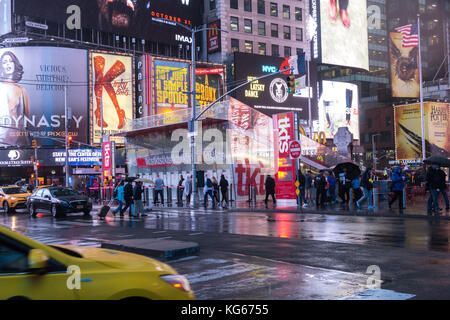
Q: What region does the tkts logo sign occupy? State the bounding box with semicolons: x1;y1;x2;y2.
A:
277;114;293;158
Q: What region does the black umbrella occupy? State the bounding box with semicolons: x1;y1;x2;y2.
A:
124;176;138;182
423;156;450;167
333;162;361;180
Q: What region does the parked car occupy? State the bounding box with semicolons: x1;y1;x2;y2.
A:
0;225;195;300
0;186;32;213
27;187;93;218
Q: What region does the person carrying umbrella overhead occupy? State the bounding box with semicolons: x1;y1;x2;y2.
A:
338;168;351;207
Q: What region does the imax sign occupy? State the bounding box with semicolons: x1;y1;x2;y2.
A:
175;34;192;43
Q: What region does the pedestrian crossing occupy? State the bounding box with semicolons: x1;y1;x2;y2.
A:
22;233;102;248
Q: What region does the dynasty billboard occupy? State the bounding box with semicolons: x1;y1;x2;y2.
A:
234;52;318;119
389;32;420;98
15;0;200;46
0;47;88;147
309;0;369;70
90;51;134;145
394;102;450;160
317;81;359;140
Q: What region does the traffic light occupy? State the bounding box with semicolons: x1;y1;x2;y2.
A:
32;139;37;149
35;161;40;168
67;136;73;146
286;75;295;93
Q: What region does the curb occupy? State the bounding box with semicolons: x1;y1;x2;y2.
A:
148;206;450;220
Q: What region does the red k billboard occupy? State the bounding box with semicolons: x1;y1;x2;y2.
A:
273;112;297;203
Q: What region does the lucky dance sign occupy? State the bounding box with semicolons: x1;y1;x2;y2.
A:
273;112;297;205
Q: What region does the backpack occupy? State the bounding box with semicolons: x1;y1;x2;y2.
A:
206;178;213;188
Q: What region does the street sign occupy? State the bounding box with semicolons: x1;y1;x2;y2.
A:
289;140;302;159
295;180;300;188
25;21;48;30
2;37;29;44
295;189;300;196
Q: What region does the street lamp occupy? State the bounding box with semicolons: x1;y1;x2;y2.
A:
372;133;381;170
163;20;228;208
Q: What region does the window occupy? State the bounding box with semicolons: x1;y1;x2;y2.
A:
231;38;239;52
230;16;239;31
210;0;216;10
230;0;238;9
284;46;291;57
272;44;279;57
0;235;29;274
386;116;392;127
295;7;302;21
283;26;291;40
258;21;266;36
271;23;278;37
244;0;252;12
296;48;304;55
244;19;253;34
258;42;267;55
283;5;290;19
257;0;265;14
245;40;253;53
296;27;303;41
35;188;44;197
270;2;278;16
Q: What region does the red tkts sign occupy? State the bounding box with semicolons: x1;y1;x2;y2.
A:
273;113;297;201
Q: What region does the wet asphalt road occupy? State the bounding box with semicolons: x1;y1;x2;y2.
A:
1;208;450;300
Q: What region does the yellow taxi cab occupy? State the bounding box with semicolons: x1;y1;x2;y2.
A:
0;225;195;300
0;186;32;214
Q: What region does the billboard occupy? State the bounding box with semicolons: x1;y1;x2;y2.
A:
153;58;190;115
207;20;221;54
309;0;369;70
0;47;88;147
317;81;359;140
0;0;11;36
234;52;318;119
394;102;450;160
196;67;225;118
89;51;133;145
389;32;420;98
14;0;200;46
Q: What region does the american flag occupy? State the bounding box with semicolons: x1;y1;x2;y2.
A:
395;23;419;47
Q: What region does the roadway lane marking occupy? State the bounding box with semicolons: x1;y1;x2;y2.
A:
188;232;203;236
340;289;415;300
152;231;167;234
155;236;172;240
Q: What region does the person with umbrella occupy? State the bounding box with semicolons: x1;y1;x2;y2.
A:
388;167;406;213
338;168;351;207
314;171;327;208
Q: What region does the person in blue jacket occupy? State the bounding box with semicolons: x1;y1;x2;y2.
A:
112;180;125;216
389;167;405;212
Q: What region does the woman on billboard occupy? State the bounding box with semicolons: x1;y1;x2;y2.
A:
329;0;351;28
0;51;30;146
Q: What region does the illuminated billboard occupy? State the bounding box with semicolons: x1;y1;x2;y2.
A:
0;47;88;146
0;0;11;36
309;0;369;70
394;102;450;160
234;52;318;119
14;0;201;45
317;81;359;140
89;51;134;145
389;32;420;98
153;58;190;115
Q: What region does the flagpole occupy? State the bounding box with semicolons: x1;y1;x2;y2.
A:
418;15;426;161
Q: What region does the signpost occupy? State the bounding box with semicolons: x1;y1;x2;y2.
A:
289;140;302;159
